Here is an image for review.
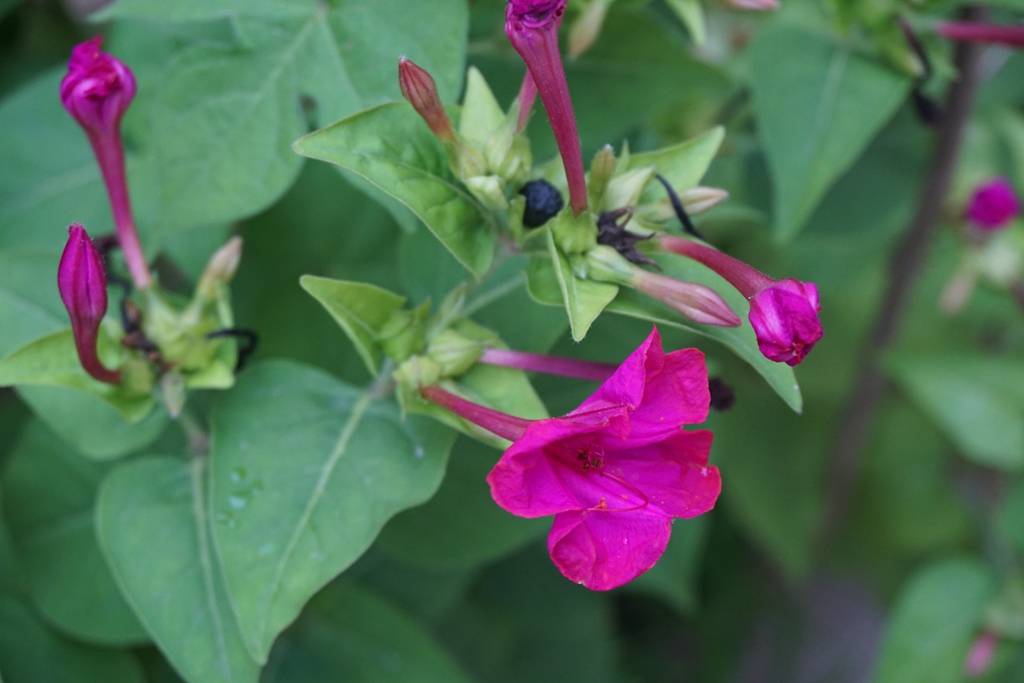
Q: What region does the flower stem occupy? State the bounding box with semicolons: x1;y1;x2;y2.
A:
89;130;151;290
420;385;530;441
480;348;615;381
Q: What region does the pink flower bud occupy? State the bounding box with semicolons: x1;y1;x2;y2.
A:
60;36;136;137
967;178;1020;231
632;270;742;328
398;57;456;142
60;37;151;290
58;225;120;385
722;0;779;10
659;236;823;365
748;280;822;366
506;0;588;215
938;22;1024;49
964;631;998;678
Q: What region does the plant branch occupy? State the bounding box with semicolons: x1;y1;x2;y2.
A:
819;8;986;547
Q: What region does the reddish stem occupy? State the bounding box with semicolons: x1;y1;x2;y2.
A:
938;22;1024;48
480;348;615;381
420;385;530;441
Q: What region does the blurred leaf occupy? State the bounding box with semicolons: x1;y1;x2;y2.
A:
300;276;407;376
264;581;471;682
379;435;547;570
295;103;495;276
887;354;1024;471
749;24;911;239
0;597;145;683
0;251;65;359
528;251;803;412
875;559;995;683
97;457;261;683
102;0;469;229
209;360;456;662
996;480;1024;554
16;385;168;461
3;421;146;645
99;0;312;21
664;0;706;44
629;518;708;615
0;330;155;422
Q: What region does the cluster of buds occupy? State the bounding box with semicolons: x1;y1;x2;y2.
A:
56;38;247;410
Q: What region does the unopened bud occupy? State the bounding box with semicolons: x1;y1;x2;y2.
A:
398;57;455;142
588;145;616;210
569;0;610;59
196;237;243;302
57;224;120;384
60;36;136;137
967;178;1020;232
427;329;484;378
632;269;742;328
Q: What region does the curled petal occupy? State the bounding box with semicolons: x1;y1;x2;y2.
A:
748;279;823;366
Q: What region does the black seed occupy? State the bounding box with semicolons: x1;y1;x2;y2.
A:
520;179;564;228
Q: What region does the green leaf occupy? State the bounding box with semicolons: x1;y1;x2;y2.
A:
295;103;495;276
100;0;469;230
264;581;471;683
379;436;547;569
96;457;261;683
300;276;407;376
627;127;725;201
749;24;911;239
527;251;803;412
3;421;147;645
459;67;506;148
628;518;707;615
886;354;1024;471
0;330;155;422
99;0;312;21
0;597;145;683
875;559;995;683
15;386;168;461
209;360;456;662
0;250;66;358
535;227;619;343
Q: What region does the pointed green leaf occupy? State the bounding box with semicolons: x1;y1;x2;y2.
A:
97;457;261;683
750;24;911;239
3;421;147;645
627;127;724;201
537;228;619;342
295;103;495;276
300;275;407;375
209;361;456;662
264;581;472;683
0;330;155;422
526;252;803;412
459;67;505;147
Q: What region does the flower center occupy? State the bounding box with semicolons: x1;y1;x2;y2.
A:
576;446;605;472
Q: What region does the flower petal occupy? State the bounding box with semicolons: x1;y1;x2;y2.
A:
547;509;672;590
575;327;663;415
628;348;710;436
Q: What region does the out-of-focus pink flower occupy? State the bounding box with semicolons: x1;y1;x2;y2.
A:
967;178;1020;231
60;37;150;290
58;225;120;385
723;0;779;10
506;0;588;215
660;236;823;366
398;57;456;142
939;22;1024;49
424;328;721;590
964;630;998;678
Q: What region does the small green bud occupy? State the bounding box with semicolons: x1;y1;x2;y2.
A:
464;175;509;212
588;145;616;211
426;329;484;378
195;237;243;304
393;355;442;392
605;166;655;212
551;209;597;255
379;302;431;363
583;244;636;286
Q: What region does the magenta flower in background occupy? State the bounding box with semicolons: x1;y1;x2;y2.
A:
722;0;779;10
61;37;151;290
424;328;721;590
966;178;1020;231
506;0;588;215
58;225;120;385
938;22;1024;49
660;236;823;366
398;57;456;143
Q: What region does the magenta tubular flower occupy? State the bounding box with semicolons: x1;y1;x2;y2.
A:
479;347;615;381
424;328;721;590
938;22;1024;49
61;37;151;290
632;270;742;327
398;57;456;142
660;236;823;366
58;225;121;385
506;0;588;215
967;178;1020;231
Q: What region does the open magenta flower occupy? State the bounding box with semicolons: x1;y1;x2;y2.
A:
967;178;1020;231
660;236;822;365
58;224;120;385
423;328;720;590
506;0;588;215
61;37;150;290
938;22;1024;49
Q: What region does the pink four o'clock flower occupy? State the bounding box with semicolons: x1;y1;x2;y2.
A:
659;236;823;366
58;225;120;385
938;22;1024;49
506;0;588;215
966;178;1020;232
61;37;151;290
423;327;721;590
